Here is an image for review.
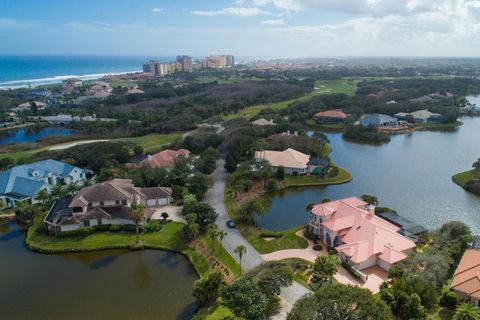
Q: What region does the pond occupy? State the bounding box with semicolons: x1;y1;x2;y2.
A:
0;222;199;320
261;114;480;234
0;127;76;145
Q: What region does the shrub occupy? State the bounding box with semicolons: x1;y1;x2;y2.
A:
440;289;458;309
303;226;319;241
144;220;163;233
109;225;122;232
312;244;322;251
328;166;339;178
260;231;282;238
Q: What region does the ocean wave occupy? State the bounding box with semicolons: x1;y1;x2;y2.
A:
0;70;142;90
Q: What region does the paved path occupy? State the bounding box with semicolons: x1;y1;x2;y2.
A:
48;139;108;150
205;159;311;318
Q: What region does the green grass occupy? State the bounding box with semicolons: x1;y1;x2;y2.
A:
236;225;308;254
196;303;238;320
452;169;476;187
204;236;242;277
0;133;182;162
417;121;463;129
113;133;182;152
427;307;454;320
281;257;313;289
284;164;353;187
314;79;359;96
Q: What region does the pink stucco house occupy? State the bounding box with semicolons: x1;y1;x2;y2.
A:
309;197;416;272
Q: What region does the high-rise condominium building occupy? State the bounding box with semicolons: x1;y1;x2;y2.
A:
142;60;182;77
176;56;193;72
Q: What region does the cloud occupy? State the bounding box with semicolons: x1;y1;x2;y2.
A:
152;8;164;13
261;19;285;26
191;7;266;16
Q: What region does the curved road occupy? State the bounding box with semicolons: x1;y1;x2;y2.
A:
206;158;311;318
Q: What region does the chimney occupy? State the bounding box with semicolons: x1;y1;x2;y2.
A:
294;131;298;136
147;155;153;160
270;119;274;124
287;130;290;135
367;205;376;215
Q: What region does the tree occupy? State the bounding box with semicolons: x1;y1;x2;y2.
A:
312;254;341;284
128;200;145;242
453;303;480;320
161;212;169;221
361;194;379;206
189;223;200;248
403;293;427;320
192;271;225;306
275;166;285;180
133;145;144;156
235;245;247;275
218;230;227;253
35;189;50;205
287;283;393;320
221;278;269;320
321;198;332;203
473;159;480;178
51;184;66;199
248;261;293;297
305;202;316;212
182;202;218;231
0;157;13;171
240;198;265;225
66;182;80;196
208;224;219;255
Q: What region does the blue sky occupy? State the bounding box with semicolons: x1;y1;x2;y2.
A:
1;0;480;57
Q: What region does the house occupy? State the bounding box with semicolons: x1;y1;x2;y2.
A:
44;178;172;234
0;159;89;208
251;118;275;126
309;197;416;272
126;149;191;171
409;95;433;103
255;148;310;175
450;238;480;306
395;109;441;123
360;114;398;128
314;110;348;123
87;81;112;96
12;101;47;112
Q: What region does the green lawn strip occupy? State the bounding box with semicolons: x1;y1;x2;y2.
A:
417;121;463;129
203;236;242;277
281;257;313;290
236;224;308;254
452;169;476;187
26;215;212;278
195;303;239;320
314;79;359;96
285;164;352;187
0;133;183;162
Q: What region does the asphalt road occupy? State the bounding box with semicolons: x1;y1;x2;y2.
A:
205;158;311;318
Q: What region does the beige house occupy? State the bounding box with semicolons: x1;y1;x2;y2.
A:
44;179;172;234
251;118;275;126
450;247;480;306
255;148;310;175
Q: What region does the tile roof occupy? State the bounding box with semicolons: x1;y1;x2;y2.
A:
451;249;480;299
361;114;398;126
314;109;348;119
255;148;310;169
126;149;190;169
251;118;275;126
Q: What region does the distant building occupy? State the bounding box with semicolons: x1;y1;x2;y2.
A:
360;114;398;128
126;149;191;171
201;55;234;69
450;240;480;306
314;109;348;123
255;148;310;175
176;55;193;72
0;159;89;208
44;179;172;234
394;109;441;123
143;60;182;77
13;101;47;112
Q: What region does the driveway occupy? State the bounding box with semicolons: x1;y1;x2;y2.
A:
206;159;311;318
151;205;184;223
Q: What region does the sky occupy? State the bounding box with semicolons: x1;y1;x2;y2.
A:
1;0;480;57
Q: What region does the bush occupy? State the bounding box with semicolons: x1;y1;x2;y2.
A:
275;166;285;180
109;225;122;232
143;220;164;233
312;244;322;251
440;290;458;309
260;231;282;238
327;166;339;178
264;179;278;193
303;226;319;241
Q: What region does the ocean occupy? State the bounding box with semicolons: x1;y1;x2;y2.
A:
0;55;176;89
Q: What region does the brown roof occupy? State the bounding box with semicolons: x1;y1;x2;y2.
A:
79;207;111;221
126;149;190;169
69;179;138;207
314;109;348;119
141;187;172;199
451;249;480;299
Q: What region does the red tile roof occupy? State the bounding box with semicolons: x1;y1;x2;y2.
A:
126;149;190;169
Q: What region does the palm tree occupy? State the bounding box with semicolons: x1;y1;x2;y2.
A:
208;224;219;255
305;203;316;212
218;230;227;253
83;178;93;187
453;303;480;320
128;200;146;242
35;189;50;205
190;223;200;249
51;184;66;200
66;182;80;196
235;245;247;275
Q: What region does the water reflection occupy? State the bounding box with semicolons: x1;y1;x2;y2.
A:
0;127;76;145
89;255;119;270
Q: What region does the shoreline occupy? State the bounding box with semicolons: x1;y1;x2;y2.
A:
0;69;142;90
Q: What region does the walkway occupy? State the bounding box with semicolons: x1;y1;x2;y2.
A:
205;158;311;318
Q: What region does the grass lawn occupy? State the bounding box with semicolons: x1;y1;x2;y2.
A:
236;225;308;254
0;133;182;162
314;79;359;96
285;164;353;187
452;169;476;187
417;121;463;129
203;236;242;277
196;303;238;320
281;257;313;289
27;215;213;278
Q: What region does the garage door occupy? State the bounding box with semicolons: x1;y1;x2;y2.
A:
158;198;168;206
147;199;157;207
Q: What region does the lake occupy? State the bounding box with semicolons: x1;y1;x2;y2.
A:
0;127;76;145
261;114;480;234
0;222;199;320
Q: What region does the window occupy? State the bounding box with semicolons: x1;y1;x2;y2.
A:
97;219;102;225
84;220;90;227
99;201;104;206
121;200;127;205
115;200;121;205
